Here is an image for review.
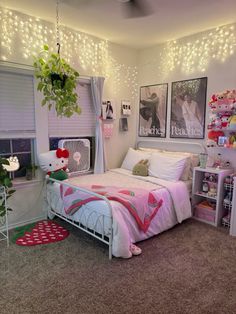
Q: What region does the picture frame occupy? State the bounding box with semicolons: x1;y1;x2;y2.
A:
101;100;116;120
170;77;207;139
119;117;128;132
139;83;168;137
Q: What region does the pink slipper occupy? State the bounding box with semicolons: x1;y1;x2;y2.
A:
130;244;142;256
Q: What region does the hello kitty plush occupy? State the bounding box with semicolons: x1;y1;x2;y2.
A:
38;148;69;181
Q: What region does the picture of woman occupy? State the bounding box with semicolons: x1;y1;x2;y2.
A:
170;77;207;139
139;84;168;137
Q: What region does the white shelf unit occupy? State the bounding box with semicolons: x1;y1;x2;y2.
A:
192;167;233;226
0;186;9;246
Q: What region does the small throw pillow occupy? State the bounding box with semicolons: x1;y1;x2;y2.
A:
132;159;149;176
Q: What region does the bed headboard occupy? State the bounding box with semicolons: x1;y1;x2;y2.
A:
136;140;205;154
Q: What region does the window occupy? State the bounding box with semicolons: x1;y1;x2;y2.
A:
48;79;96;137
48;78;96;169
0;69;35;138
0;138;33;178
0;67;36;178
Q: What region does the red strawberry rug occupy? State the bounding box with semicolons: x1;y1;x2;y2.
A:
15;220;69;246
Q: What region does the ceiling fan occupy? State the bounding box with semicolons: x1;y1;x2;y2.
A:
117;0;152;18
62;0;152;19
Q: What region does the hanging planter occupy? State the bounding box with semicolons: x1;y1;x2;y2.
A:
33;44;81;117
50;72;68;88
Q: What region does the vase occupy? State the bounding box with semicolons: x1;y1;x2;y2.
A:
199;153;208;168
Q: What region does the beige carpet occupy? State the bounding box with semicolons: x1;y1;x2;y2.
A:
1;218;236;314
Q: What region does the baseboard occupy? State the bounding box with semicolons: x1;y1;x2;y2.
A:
0;214;47;232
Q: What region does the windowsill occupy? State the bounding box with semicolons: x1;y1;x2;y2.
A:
68;169;94;178
13;177;42;189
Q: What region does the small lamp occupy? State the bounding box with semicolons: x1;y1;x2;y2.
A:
2;156;20;172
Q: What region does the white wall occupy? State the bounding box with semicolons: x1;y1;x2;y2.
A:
137;23;236;169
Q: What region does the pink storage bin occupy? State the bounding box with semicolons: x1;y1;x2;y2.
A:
194;205;215;223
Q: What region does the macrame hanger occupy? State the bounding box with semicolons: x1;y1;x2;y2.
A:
56;0;61;55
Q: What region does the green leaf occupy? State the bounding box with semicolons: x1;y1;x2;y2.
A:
43;44;49;51
0;158;10;166
33;45;81;118
4;177;12;187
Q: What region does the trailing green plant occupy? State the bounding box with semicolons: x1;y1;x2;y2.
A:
0;158;15;217
33;45;81;118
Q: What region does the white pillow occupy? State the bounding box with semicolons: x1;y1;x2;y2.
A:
161;151;199;180
138;147;163;153
121;148;151;171
149;152;187;182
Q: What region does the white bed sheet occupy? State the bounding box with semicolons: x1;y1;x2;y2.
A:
46;169;192;258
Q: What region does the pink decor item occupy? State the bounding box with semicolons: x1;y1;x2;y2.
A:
103;123;113;138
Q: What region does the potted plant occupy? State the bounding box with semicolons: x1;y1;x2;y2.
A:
33;45;81;118
25;164;38;181
0;158;15;218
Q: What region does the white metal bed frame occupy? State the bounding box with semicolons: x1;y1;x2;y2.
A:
46;140;205;260
46;178;113;259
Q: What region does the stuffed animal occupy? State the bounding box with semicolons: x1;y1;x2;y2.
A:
206;139;218;148
221;113;231;128
228;115;236;129
38;148;69;181
207;130;224;143
132;159;149;176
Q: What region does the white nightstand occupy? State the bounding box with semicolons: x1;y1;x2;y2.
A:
192;167;233;226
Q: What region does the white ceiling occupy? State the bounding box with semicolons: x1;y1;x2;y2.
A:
1;0;236;49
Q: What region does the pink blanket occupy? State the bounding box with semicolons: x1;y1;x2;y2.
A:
60;184;163;233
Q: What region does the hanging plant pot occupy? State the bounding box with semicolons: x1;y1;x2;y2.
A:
33;45;81;117
50;72;68;89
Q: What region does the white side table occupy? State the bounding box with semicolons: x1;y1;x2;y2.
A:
192;167;233;226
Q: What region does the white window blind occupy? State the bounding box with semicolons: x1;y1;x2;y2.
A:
48;80;96;137
0;70;35;138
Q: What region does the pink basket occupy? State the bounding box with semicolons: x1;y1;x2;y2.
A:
194;205;215;223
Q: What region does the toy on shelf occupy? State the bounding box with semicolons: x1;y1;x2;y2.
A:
213;153;222;169
207;89;236;148
200;172;218;198
208;183;217;198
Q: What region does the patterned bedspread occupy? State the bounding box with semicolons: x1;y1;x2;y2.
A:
60;184;163;232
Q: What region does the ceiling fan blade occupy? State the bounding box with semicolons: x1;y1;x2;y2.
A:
122;0;152;19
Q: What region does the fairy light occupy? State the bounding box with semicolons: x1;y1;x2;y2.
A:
159;23;236;76
0;7;138;99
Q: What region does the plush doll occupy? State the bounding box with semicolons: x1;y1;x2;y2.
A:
228;115;236;129
132;159;149;176
206;139;218;148
207;130;224;143
221;113;231;128
38;148;69;181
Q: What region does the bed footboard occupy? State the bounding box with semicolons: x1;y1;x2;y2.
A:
46;178;113;260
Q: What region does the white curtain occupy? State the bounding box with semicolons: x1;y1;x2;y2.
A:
91;77;106;173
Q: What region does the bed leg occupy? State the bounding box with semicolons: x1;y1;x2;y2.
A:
109;243;112;260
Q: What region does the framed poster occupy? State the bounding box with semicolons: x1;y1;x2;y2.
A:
170;77;207;139
139;83;168;137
